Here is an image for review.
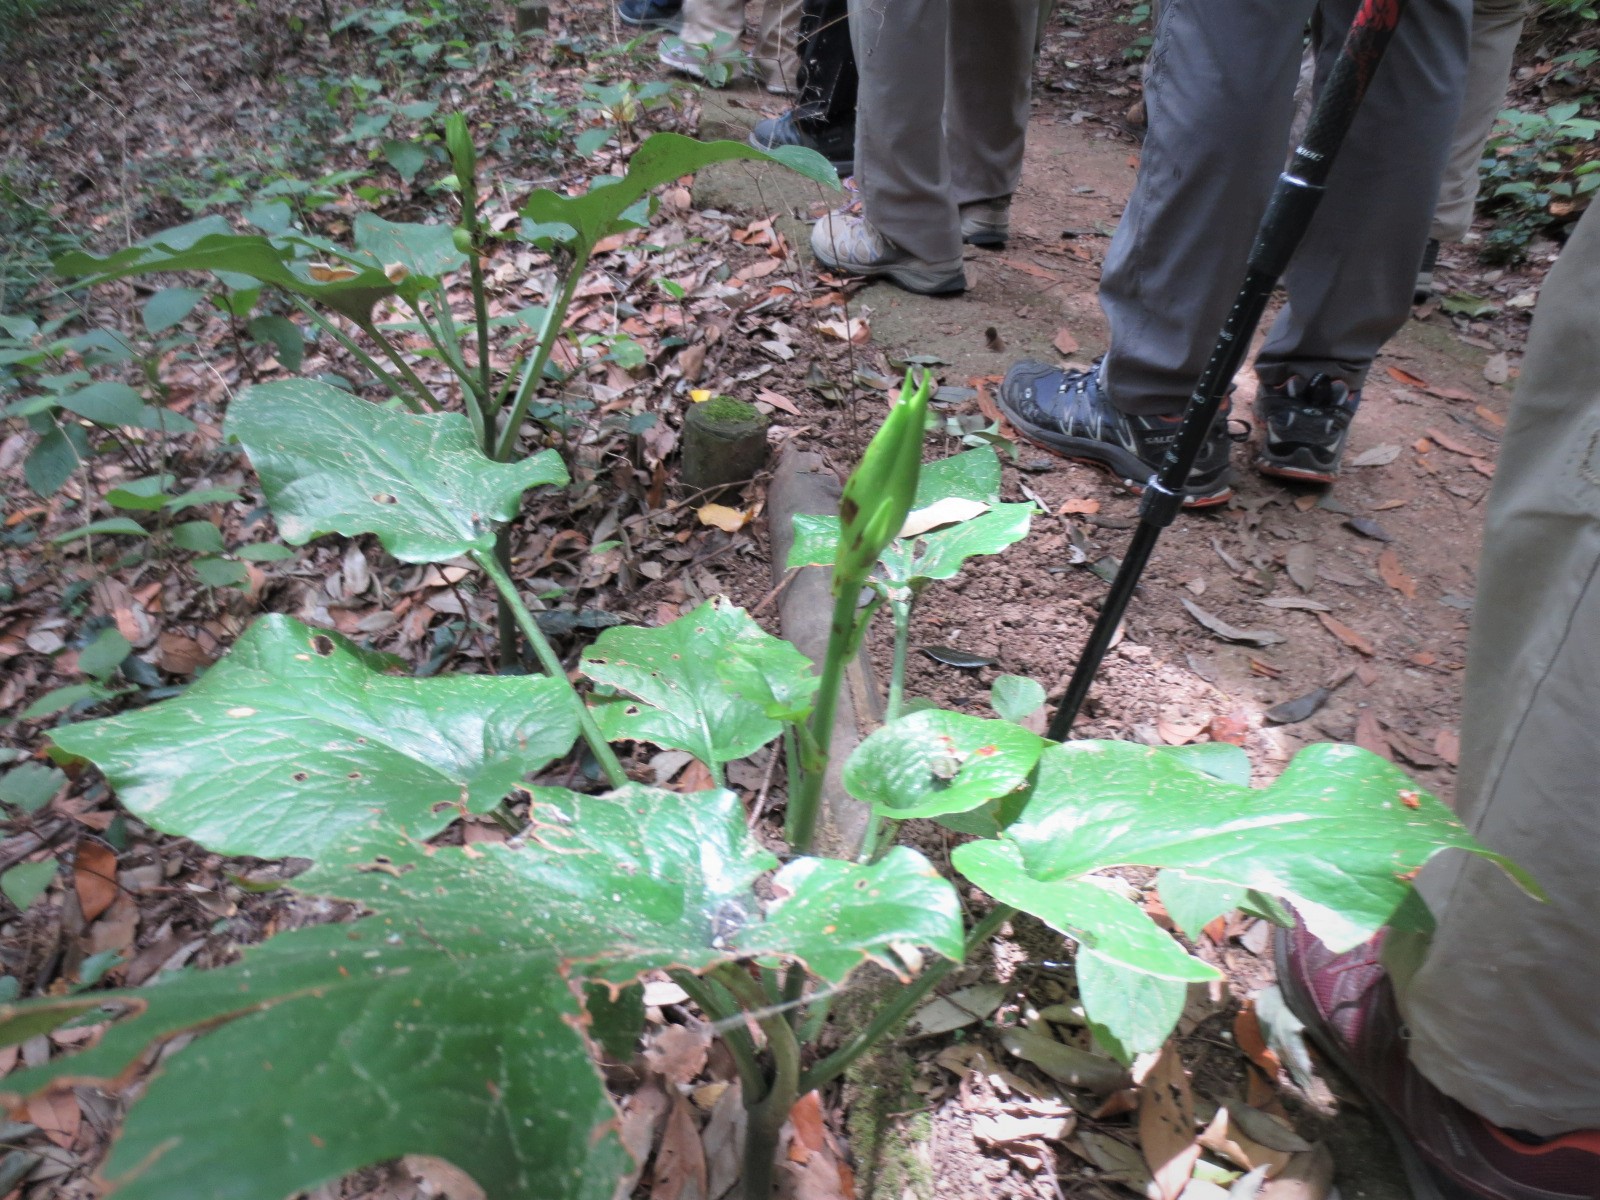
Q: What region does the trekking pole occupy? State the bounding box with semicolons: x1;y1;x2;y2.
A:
1046;0;1409;743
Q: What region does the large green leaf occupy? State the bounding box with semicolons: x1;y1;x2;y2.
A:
913;446;1001;507
582;598;818;766
844;710;1046;820
1074;952;1190;1065
56;229;402;324
0;787;961;1200
521;134;837;253
226;379;567;561
49;614;580;858
877;503;1035;584
352;213;468;280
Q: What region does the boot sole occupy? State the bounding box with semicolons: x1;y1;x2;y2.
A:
811;252;966;296
962;231;1008;249
1256;457;1339;486
999;396;1232;508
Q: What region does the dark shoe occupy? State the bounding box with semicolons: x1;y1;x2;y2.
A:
1415;236;1441;305
748;110;854;176
959;198;1010;249
997;360;1236;507
617;0;681;29
1253;372;1361;484
1276;924;1600;1200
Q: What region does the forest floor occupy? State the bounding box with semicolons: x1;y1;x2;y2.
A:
0;0;1588;1198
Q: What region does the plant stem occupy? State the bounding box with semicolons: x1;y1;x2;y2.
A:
292;298;427;412
493;247;591;461
361;319;439;410
464;245;494;418
786;579;867;854
715;965;800;1200
492;527;520;672
473;548;628;788
671;969;768;1103
798;906;1012;1095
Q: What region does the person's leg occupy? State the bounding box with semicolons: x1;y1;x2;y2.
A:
1398;200;1600;1137
1098;0;1316;416
1253;0;1470;389
845;0;960;265
753;0;805;93
946;0;1036;209
1431;0;1528;245
792;0;855;133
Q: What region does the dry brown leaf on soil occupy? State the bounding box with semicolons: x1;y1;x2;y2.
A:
652;1092;708;1200
620;1079;672;1196
1068;1130;1152;1189
644;1022;712;1087
696;504;750;533
972;1111;1075;1147
1059;497;1100;515
1284;543;1317;593
1376;548;1417;599
781;1091;855;1200
671;759;717;794
400;1155;487;1200
1354;708;1390;760
756;388;802;416
1384;366;1429;389
815;317;869;344
1315;613;1375;656
1207;708;1251;746
1197;1108;1293;1178
999;1026;1130;1093
1434;728;1461;765
1053;327;1080;356
86;890;139;957
701;1081;745;1200
27;1089;82;1149
1138;1045;1200;1200
1181;599;1286;647
1233;1001;1282;1079
1347;444;1402;468
73;840;119;922
1425;427;1488;458
1259;1141;1336;1200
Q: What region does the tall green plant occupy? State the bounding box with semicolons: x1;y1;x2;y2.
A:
0;391;1534;1195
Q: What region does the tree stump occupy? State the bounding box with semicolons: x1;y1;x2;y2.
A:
680;396;770;492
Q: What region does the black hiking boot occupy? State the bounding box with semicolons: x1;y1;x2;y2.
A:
617;0;681;29
997;360;1238;508
1253;372;1362;484
1414;237;1440;305
748;110;854;176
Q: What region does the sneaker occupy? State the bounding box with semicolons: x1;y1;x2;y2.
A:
617;0;681;29
1415;236;1441;305
1253;372;1361;485
657;36;708;79
810;208;966;295
997;359;1236;507
960;198;1010;248
748;110;854;176
1276;923;1600;1200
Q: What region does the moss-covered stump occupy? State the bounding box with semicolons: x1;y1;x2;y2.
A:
681;395;770;491
835;979;936;1200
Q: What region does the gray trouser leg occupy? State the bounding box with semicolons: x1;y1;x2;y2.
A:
1255;0;1470;389
1102;0;1469;415
1430;0;1527;244
848;0;1034;264
1396;202;1600;1137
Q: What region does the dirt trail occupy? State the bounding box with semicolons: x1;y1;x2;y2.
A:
699;78;1514;1199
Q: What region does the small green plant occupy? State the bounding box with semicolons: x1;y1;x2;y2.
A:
1117;0;1154;60
0;349;1533;1198
1479;101;1600;262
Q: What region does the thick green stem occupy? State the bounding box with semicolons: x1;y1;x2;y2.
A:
493;526;519;672
292;299;427;412
464;248;495;416
671;970;767;1103
715;965;801;1200
493;247;591;461
473;549;628;788
361;319;438;410
786;579;868;854
407;296;479;411
798;907;1012;1095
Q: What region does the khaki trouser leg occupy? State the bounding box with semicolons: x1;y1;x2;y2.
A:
754;0;805;91
679;0;742;48
848;0;1033;264
1397;201;1600;1137
1431;0;1528;244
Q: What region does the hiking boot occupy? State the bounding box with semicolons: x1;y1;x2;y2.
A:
657;36;711;80
810;208;966;295
1415;236;1441;305
1253;372;1361;484
997;359;1236;507
748;110;854;176
1276;923;1600;1200
617;0;681;28
960;198;1010;248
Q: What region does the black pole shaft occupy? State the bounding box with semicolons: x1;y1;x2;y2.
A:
1046;0;1409;743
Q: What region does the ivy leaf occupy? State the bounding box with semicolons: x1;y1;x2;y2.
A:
226;379;567;562
49;614;580;858
0;788;961;1200
843;710;1046;820
582;598;818;766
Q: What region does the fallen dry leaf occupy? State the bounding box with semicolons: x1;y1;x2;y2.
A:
1198;1108;1293;1178
27;1089;81;1149
756;388;802;416
619;1080;672;1195
1284;544;1317;592
1425;427;1487;458
645;1023;711;1087
1483;352;1510;385
696;504;749;533
1433;728;1461;766
652;1092;708;1200
972;1111;1074;1146
73;840;118;922
1354;708;1390;759
1181;599;1285;647
1234;1001;1282;1078
1316;613;1374;656
1138;1046;1200;1200
1376;548;1417;599
1384;366;1429;388
1207;708;1251;746
1053;327;1080;356
815;317;869;344
1059;497;1100;515
1347;444;1401;468
1259;1141;1335;1200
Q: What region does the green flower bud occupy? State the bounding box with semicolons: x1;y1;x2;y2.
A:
452;226;474;254
834;371;932;590
444;113;477;191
